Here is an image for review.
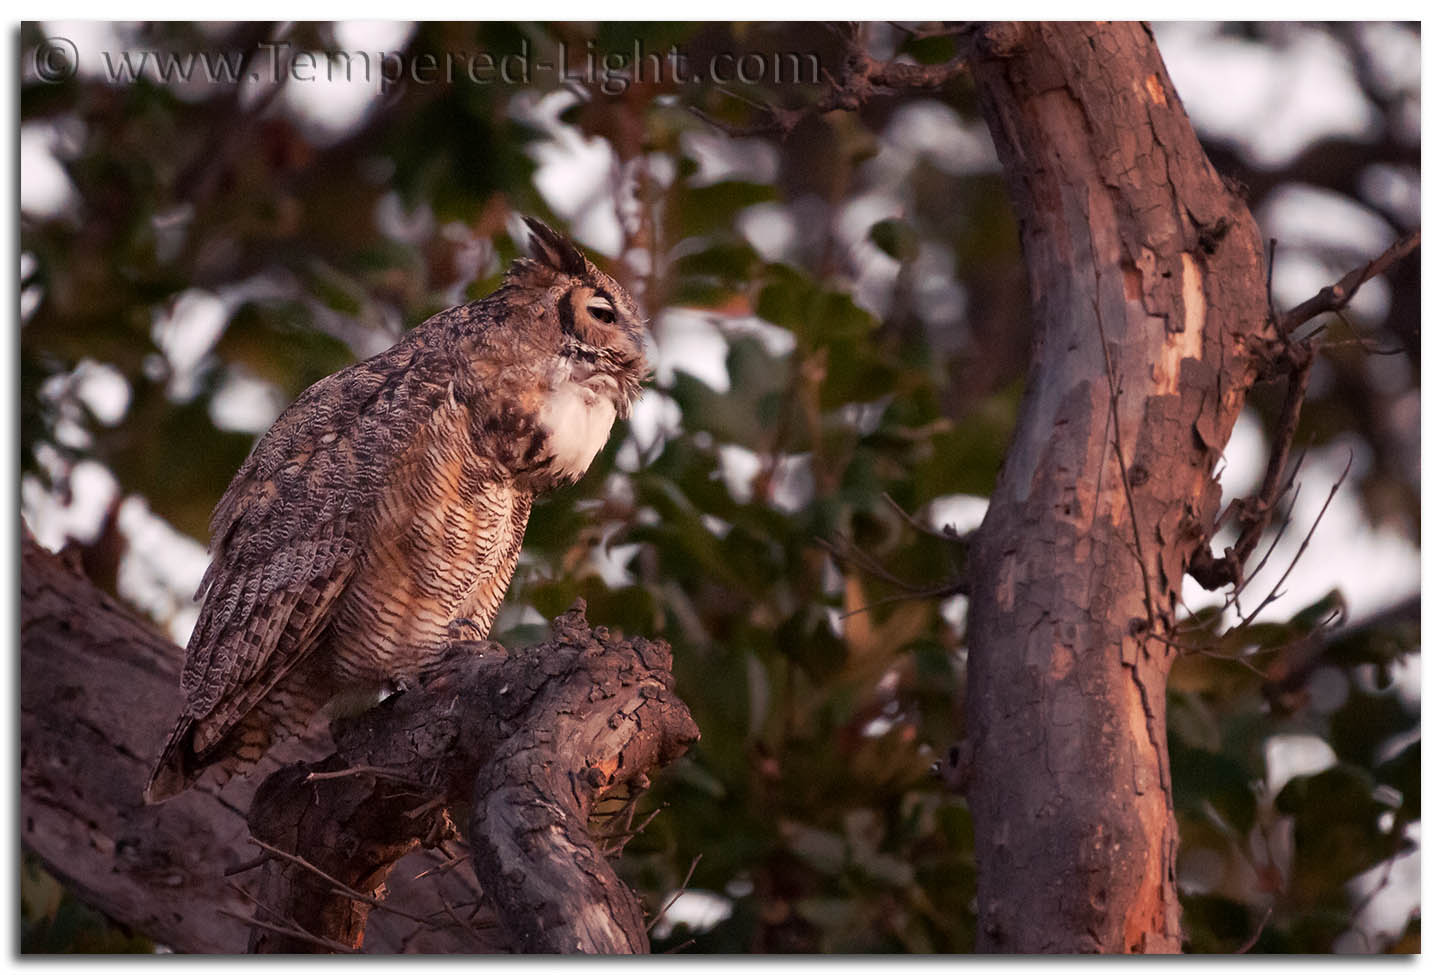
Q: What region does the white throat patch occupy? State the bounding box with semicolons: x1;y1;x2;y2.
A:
539;373;618;481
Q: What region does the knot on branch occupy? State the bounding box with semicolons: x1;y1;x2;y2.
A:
244;599;697;954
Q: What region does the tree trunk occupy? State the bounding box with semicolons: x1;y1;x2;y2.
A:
961;22;1270;952
21;531;697;953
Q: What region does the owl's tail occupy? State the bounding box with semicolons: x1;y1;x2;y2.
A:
144;659;333;803
143;713;255;803
143;720;191;803
143;715;206;803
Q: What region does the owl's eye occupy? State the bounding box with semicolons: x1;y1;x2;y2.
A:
586;296;617;325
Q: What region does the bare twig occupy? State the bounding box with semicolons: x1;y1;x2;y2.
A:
887;21;973;41
1318;335;1408;356
1213;350;1314;598
1178;470;1304;634
247;837;435;928
690;22;969;138
217;908;358;954
1235;452;1352;632
817;535;928;596
304;764;417;785
411;853;468;882
1275;231;1420;336
1265;238;1278;322
227;879;295;928
435;892;493;950
1156;605;1340;678
223;853;271;877
884;493;971;543
403;795;448;821
646;854;704;934
599;806;663;859
836;580;967;620
1235;905;1274;954
1211;489;1299;626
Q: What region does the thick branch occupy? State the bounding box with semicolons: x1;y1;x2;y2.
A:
21;531;257;953
21;532;697;955
469;610;700;953
244;602;698;954
20;531;492;953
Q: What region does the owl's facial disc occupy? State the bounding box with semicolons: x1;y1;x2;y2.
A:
561;285;644;365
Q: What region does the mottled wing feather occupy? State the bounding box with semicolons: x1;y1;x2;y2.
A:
190;570;349;752
178;343;437;734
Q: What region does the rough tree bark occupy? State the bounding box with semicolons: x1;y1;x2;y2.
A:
959;22;1272;953
21;531;698;954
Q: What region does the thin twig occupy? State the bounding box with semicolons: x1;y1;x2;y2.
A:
1157;605;1339;678
227;878;293;926
1226;485;1301;623
646;854;704;934
883;493;971;543
1235;451;1352;632
246;837;436;927
1146;631;1267;678
224;853;271;877
1221;440;1311;619
1229;349;1313;566
403;795;448;821
1265;238;1278;322
817;535;929;595
412;853;468;882
303;763;417;785
836;580;966;620
599;807;664;858
435;892;493;950
217;908;358;954
1235;905;1274;954
690;22;969;139
1317;336;1408;356
887;21;972;40
1275;230;1420;335
820;496;971;618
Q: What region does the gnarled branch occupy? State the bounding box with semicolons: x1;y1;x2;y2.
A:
21;530;697;954
245;604;699;954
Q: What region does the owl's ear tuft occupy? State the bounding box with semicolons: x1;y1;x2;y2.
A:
523;217;588;277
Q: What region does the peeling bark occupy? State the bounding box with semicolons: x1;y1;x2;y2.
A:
961;22;1270;953
21;532;697;954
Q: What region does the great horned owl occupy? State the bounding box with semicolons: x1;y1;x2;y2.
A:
144;219;647;802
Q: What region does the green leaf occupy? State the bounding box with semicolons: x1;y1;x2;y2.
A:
868;218;919;261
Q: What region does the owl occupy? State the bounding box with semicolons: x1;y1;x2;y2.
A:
144;219;648;802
